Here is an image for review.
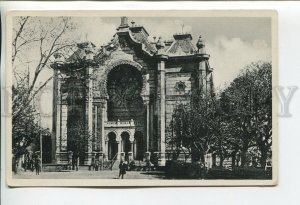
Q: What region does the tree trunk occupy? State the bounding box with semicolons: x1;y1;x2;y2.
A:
240;148;247;167
231;151;237;169
220;155;224;167
212;153;216;167
200;153;205;164
260;149;268;169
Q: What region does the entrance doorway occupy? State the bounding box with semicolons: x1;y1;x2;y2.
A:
42;135;52;163
134;131;144;160
108;132;118;160
121;132;131;160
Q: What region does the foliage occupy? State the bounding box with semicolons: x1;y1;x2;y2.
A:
12;72;44;155
220;61;272;167
170;90;217;162
169;61;272;168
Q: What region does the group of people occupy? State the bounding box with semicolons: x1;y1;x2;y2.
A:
12;152;41;175
90;160;103;171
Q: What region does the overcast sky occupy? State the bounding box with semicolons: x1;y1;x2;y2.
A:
73;16;272;88
17;16;272;129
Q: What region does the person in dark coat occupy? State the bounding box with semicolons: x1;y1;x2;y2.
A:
198;161;205;180
35;157;40;175
119;161;127;179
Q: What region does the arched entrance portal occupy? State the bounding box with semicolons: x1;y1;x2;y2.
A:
121;131;131;161
134;131;144;160
108;132;118;160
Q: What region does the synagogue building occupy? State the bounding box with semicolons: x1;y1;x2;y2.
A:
51;17;214;166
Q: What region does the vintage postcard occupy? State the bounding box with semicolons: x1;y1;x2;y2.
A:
5;10;278;186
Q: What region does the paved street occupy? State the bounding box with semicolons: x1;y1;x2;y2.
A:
13;170;166;179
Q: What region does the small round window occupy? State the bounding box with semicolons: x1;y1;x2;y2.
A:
175;81;186;93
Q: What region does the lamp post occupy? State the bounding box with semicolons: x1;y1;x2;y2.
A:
37;116;43;173
40;130;43;173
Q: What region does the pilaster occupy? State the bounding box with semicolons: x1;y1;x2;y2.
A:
54;71;61;162
100;101;107;155
156;54;168;166
117;142;121;160
94;104;98;151
85;66;93;165
60;104;68;151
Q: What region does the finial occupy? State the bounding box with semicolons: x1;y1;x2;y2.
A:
85;42;95;60
156;37;166;54
120;16;129;27
156;37;165;49
131;20;135;27
196;35;206;54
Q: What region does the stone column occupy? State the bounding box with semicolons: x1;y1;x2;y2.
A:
134;141;137;159
85;66;93;165
117;141;121;160
100;102;106;159
198;60;206;93
54;74;61;163
144;100;150;152
149;102;154;152
156;55;168;166
94;104;98;151
130;141;134;160
99;152;104;170
61;104;68;151
130;141;134;152
105;140;108;160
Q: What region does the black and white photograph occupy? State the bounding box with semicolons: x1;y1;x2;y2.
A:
5;10;277;186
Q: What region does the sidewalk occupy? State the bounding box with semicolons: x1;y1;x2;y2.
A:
13;170;166;179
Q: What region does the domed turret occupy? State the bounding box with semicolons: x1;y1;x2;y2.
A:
156;37;165;54
196;35;206;54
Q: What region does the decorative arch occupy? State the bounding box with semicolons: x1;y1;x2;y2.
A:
101;60;148;98
105;130;118;142
120;130;132;137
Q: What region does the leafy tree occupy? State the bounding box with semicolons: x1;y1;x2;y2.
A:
248;62;272;168
170;90;217;163
169;61;272;169
220;61;272;167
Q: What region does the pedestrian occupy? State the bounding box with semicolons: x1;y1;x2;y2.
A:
198;161;205;180
119;161;127;179
30;158;34;172
35;157;40;175
99;160;102;171
95;161;99;171
12;154;17;174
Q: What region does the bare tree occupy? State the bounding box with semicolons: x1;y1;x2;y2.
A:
12;16;76;149
12;16;76;126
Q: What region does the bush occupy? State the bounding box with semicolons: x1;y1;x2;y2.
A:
206;166;272;179
165;161;272;179
165;161;204;179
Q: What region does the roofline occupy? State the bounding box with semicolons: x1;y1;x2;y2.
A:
166;53;210;60
117;29;155;56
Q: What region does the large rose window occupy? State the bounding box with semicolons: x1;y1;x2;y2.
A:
107;64;144;121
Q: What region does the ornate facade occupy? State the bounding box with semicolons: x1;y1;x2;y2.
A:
51;17;214;166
